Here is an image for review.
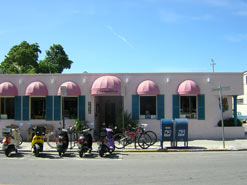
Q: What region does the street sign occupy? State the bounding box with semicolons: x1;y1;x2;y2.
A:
61;86;67;96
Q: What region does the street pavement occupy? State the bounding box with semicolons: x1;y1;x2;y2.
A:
3;138;247;153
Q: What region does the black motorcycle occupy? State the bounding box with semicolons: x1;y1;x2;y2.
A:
56;128;69;157
77;128;93;157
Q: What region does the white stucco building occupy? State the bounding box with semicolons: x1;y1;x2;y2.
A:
0;72;244;140
237;71;247;116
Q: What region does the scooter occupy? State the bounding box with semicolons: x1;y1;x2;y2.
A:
31;126;46;157
56;128;69;157
77;128;93;157
97;128;115;157
2;128;18;157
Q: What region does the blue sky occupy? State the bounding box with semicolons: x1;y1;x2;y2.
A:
0;0;247;73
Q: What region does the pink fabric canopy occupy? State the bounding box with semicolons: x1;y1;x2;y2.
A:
177;80;200;95
91;76;121;95
57;81;81;96
0;82;18;96
137;80;160;95
25;81;48;96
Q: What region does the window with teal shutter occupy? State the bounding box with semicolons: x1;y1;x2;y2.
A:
23;96;29;120
54;96;61;121
197;94;205;120
157;95;165;120
78;96;85;121
14;96;21;120
172;94;180;119
132;95;139;120
46;96;53;120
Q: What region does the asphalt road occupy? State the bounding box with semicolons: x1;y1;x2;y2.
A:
0;151;247;185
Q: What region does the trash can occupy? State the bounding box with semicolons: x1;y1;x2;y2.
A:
160;119;175;148
175;118;188;147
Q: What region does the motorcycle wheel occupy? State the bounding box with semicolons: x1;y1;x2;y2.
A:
15;149;18;154
99;147;105;157
59;151;62;157
79;151;84;158
34;149;39;157
4;149;10;157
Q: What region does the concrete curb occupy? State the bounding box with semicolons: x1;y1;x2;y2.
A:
7;148;247;153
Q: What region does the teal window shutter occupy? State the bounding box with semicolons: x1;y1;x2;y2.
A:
172;94;180;119
46;96;53;121
23;96;29;120
157;94;165;120
78;96;85;121
132;95;139;120
54;96;61;121
198;94;205;120
14;96;21;120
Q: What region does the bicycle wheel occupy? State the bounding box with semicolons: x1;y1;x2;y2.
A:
145;131;157;146
113;133;128;149
46;131;58;148
137;133;152;149
18;134;23;146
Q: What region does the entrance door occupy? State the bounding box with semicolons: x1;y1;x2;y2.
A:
105;103;116;128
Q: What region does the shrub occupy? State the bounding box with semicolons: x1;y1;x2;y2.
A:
115;111;138;133
217;118;242;127
73;119;89;132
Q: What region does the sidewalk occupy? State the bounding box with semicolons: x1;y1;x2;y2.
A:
6;139;247;153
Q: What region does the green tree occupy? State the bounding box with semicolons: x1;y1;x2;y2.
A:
38;44;73;73
0;41;41;74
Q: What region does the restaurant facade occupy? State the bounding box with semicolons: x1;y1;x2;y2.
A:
0;72;244;140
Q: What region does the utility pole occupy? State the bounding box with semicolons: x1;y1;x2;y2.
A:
210;59;216;72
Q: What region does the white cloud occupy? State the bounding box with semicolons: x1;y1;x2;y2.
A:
159;9;212;23
159;10;184;23
106;25;134;49
71;10;80;14
191;14;212;21
225;33;247;42
0;30;7;35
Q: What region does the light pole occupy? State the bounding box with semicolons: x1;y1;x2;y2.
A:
211;59;216;72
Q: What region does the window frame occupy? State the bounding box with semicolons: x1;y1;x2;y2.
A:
179;95;197;119
62;96;79;120
0;96;15;119
139;95;157;120
30;96;46;120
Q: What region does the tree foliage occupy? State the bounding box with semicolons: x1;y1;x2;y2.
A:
38;44;73;73
0;41;40;74
0;41;73;74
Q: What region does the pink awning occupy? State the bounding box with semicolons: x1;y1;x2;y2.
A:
137;80;160;95
25;81;48;96
0;82;18;96
91;76;121;95
57;81;81;96
177;80;200;95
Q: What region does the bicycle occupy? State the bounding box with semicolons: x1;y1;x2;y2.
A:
12;128;23;146
5;126;23;146
113;124;152;149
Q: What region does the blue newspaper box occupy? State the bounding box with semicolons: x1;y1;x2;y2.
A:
175;118;188;147
160;119;174;148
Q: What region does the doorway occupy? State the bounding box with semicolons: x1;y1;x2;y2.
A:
94;96;123;130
